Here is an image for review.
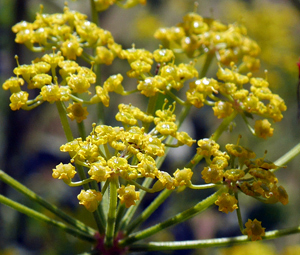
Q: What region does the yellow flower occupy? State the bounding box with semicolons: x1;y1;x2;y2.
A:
244;219;265;241
153;48;175;63
52;163;77;180
103;74;124;94
40;84;61;103
201;166;224;184
212;101;234;119
160;64;180;90
155;121;177;136
137;153;158;179
41;52;64;69
9;91;29;110
77;189;103;212
107;156;129;175
156;171;176;190
77;67;96;84
226;144;256;159
211;155;229;169
61;37;83;60
224;169;245;182
30;74;52;89
142;135;165;156
197;139;220;157
67;103;89;123
154;26;185;42
275;185;289;205
175;131;196;147
215;192;238;213
117;185;140;208
137;76;167;97
58;60;79;79
3;77;24;92
95;86;110;107
67;74;90;94
254;119;274;139
115;103;153;125
13;63;37;83
95;46;114;65
173;168;193;186
88;161;112;182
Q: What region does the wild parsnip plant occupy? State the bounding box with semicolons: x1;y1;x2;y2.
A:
1;0;300;254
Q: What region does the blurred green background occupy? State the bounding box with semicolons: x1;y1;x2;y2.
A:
0;0;300;254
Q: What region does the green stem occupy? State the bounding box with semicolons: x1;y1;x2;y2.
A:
0;195;95;243
77;120;87;140
66;178;95;187
235;192;244;233
128;224;300;251
200;52;214;78
211;112;237;141
0;170;96;236
188;183;218;189
127;179;155;193
105;176;118;247
144;93;159;132
176;104;192;127
165;90;186;105
124;189;173;235
56;101;73;142
90;0;99;25
114;203;126;234
119;187;226;246
273;142;300;171
91;181;107;234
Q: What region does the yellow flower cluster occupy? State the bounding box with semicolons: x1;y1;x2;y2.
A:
12;6;121;62
154;11;286;139
56;119;195;211
196;139;288;213
198;139;229;184
3;5;290;240
118;45;198;95
2;52;97;112
155;12;260;69
187;64;286;138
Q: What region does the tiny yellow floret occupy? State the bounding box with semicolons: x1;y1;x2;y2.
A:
244;219;265;241
52;163;77;180
77;189;103;212
117;185;140;208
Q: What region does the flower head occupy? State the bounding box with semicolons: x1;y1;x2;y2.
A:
77;189;103;212
254;119;274;139
117;185;140;208
67;103;89;123
215;192;238;213
88;160;112;182
52;163;77;181
9;91;29;110
173;168;193;186
61;37;83;60
197;139;220;157
244;219;265;241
